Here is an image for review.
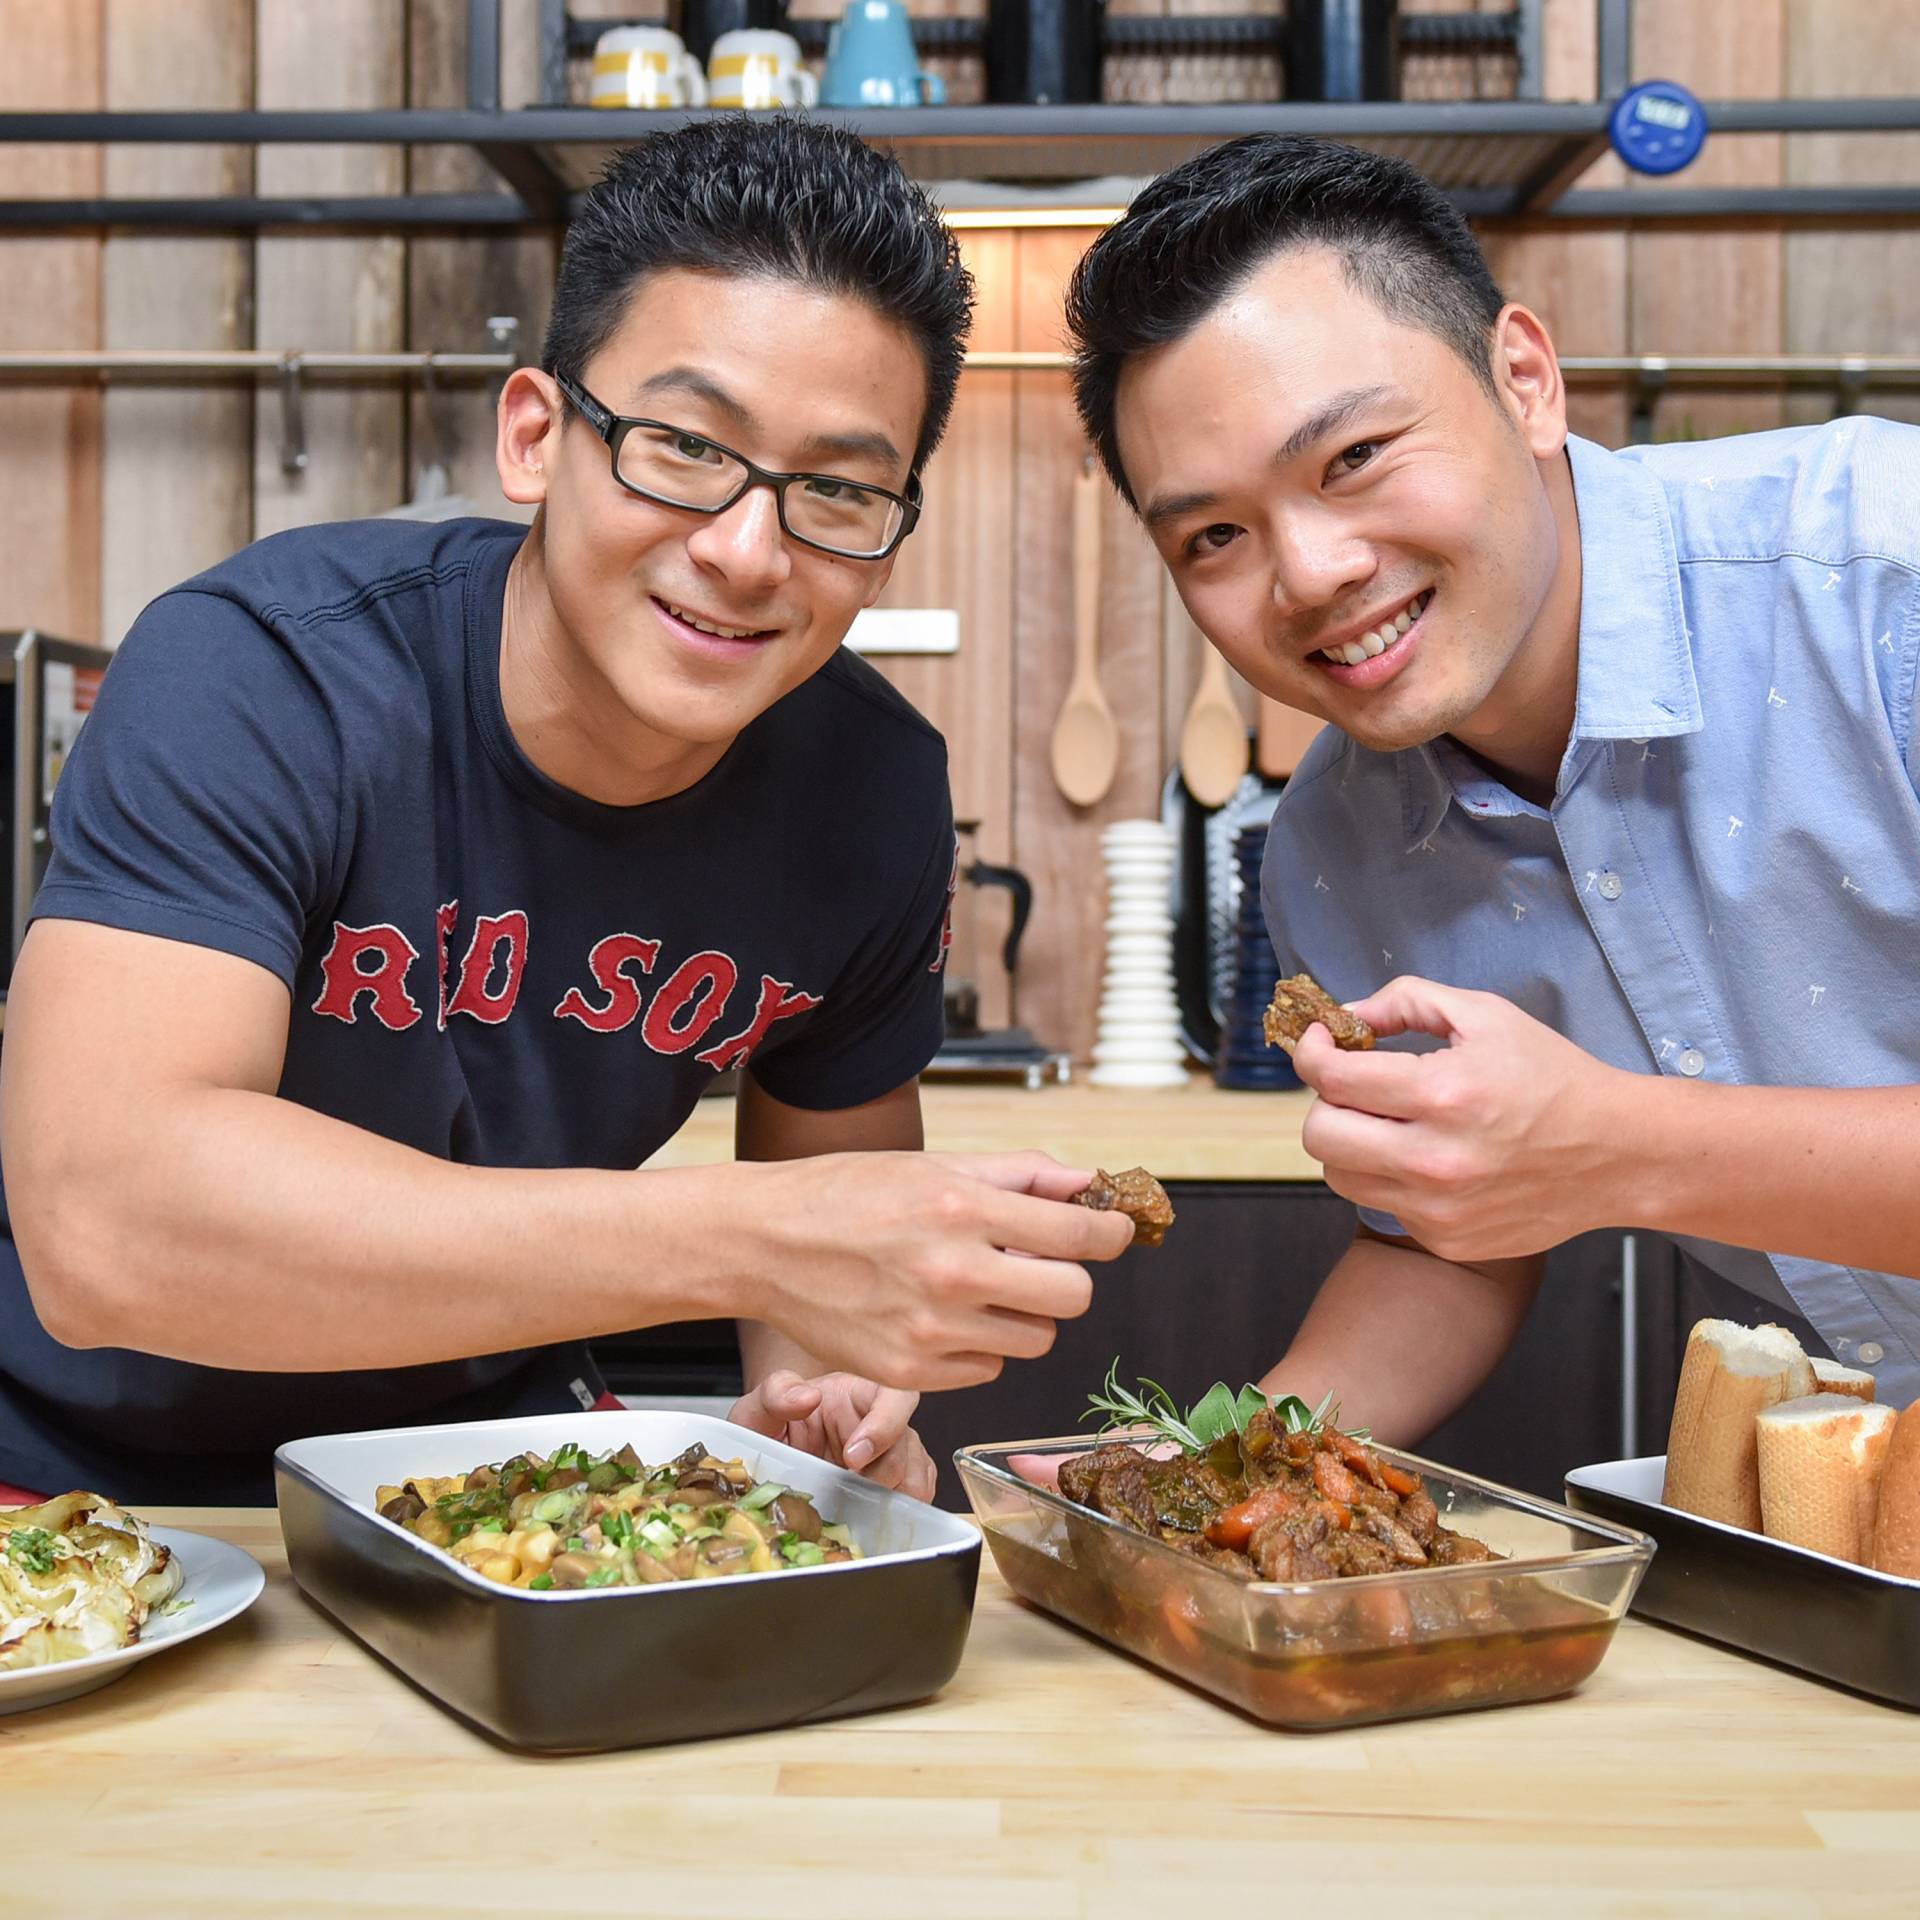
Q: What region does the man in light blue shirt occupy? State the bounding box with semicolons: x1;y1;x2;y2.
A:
1066;134;1920;1433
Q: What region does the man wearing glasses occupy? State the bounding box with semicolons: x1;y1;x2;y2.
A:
0;117;1131;1508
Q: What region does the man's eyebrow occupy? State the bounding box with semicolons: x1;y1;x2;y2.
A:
1142;485;1225;532
630;368;903;475
1275;384;1396;464
632;366;751;425
792;427;904;474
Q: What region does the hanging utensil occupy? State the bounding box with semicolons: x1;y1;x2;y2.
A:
1177;624;1250;808
1048;456;1121;808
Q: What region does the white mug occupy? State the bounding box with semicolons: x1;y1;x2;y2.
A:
591;26;709;108
707;28;818;109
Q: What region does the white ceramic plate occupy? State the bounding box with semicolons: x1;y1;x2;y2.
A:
0;1525;266;1715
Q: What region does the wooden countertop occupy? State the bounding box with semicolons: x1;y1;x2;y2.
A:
10;1509;1916;1913
648;1072;1324;1182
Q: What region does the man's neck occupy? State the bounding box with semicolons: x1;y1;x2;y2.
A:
1446;446;1584;810
498;521;733;808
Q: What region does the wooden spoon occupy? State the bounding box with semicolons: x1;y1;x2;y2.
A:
1049;461;1121;808
1178;638;1250;807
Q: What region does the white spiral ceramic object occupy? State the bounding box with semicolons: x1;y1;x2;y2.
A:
1089;819;1187;1088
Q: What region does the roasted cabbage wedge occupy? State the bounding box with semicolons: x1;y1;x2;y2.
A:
0;1491;185;1672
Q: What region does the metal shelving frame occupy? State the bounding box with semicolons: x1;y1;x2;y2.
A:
0;0;1916;228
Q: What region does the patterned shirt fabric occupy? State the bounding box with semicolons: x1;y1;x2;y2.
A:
1262;420;1920;1411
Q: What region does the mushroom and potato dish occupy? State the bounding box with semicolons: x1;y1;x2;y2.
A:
377;1440;858;1591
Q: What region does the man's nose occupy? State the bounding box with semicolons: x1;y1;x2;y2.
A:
685;481;792;586
1269;509;1371;615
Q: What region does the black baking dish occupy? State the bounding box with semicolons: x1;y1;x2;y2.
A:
276;1410;981;1753
1564;1455;1920;1708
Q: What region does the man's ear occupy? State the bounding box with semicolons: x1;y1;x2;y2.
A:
496;368;564;506
1490;303;1567;461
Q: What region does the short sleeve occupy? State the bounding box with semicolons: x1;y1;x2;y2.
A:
747;797;955;1111
31;589;343;986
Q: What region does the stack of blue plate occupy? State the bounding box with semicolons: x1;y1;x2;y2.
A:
1213;822;1300;1090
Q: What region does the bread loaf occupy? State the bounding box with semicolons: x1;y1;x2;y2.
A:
1810;1357;1876;1403
1662;1320;1815;1529
1869;1399;1920;1579
1755;1393;1897;1563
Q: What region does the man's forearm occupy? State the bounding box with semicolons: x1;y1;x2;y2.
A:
19;1083;760;1370
1259;1235;1543;1447
1619;1079;1920;1280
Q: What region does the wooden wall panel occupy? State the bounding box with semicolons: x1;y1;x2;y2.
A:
0;0;104;641
1784;0;1920;428
251;0;406;534
865;230;1019;1029
1009;228;1167;1061
100;0;253;646
406;0;555;522
1627;0;1786;443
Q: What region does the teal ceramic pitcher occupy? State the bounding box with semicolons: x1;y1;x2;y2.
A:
821;0;947;107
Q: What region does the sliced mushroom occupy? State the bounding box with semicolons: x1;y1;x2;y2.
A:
766;1493;822;1543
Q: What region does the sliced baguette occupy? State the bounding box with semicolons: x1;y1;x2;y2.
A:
1662;1319;1814;1529
1810;1357;1876;1403
1870;1399;1920;1579
1755;1393;1897;1563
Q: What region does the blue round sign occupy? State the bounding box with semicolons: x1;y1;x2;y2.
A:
1609;79;1708;176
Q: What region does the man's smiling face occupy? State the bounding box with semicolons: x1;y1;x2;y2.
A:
536;266;926;751
1116;246;1568;758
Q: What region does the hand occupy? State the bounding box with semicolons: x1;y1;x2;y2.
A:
728;1368;935;1502
1292;976;1631;1262
743;1149;1132;1392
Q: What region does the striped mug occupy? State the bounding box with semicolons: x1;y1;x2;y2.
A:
591;26;709;108
707;29;818;109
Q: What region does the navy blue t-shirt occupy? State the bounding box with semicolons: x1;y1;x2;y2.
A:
0;516;953;1502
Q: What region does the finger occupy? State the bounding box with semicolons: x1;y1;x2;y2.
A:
978;1186;1134;1263
844;1388;917;1471
1007;1450;1070;1492
725;1384;782;1437
1341;973;1479;1042
1293;1027;1431;1120
974;1251;1096;1324
752;1369;824;1423
1301;1100;1424;1178
930;1149;1096;1204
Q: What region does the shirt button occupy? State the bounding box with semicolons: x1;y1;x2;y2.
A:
1858;1342;1885;1366
1676;1048;1706;1077
1598;872;1624;901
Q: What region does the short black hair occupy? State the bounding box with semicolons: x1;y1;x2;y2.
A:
543;114;974;477
1066;136;1506;506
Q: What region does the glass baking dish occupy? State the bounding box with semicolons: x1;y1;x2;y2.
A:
955;1432;1654;1731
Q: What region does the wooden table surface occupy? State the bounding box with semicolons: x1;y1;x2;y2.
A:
649;1072;1323;1182
7;1510;1915;1918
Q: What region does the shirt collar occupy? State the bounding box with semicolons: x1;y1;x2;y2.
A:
1398;434;1702;852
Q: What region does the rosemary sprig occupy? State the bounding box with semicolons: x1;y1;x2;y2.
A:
1084;1362;1368;1453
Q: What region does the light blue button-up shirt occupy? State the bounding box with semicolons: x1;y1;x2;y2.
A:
1261;420;1920;1408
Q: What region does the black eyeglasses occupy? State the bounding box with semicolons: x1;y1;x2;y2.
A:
554;372;922;562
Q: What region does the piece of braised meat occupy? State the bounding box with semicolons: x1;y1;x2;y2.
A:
1072;1167;1175;1247
1262;974;1375;1055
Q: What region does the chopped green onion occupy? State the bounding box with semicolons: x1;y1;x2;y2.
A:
583;1567;621;1588
566;1535;587;1551
639;1518;679;1552
786;1541;826;1568
531;1491;572;1525
739;1482;786;1512
528;1573;554;1591
601;1511;633;1547
4;1527;57;1575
